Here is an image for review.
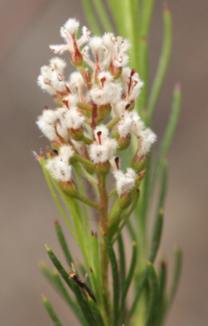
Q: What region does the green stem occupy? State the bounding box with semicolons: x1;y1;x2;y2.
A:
97;172;109;323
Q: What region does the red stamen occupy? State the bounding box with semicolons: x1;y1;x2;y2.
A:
128;69;136;95
97;131;102;144
115;156;120;169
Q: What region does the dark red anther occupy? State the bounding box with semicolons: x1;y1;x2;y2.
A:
115;156;120;169
62;99;69;108
97;131;102;144
100;76;106;87
128;69;136;95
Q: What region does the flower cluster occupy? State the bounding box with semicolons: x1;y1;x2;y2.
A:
36;18;156;197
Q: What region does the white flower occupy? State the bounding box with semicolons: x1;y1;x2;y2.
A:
111;100;128;117
113;168;137;196
94;125;109;142
89;36;104;55
69;72;86;101
117;111;144;138
78;26;91;47
122;67;143;101
88;125;117;163
37;60;66;95
36;108;68;141
139;128;157;156
58;144;74;162
61;18;79;37
89;140;117;163
97;71;113;85
90;79;121;106
50;19;89;57
46;144;74;182
36;109;58;141
49;57;66;72
65;107;85;130
62;94;78;108
46;156;72;182
103;34;130;68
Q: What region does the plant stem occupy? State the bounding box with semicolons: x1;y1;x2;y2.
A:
97;172;110;323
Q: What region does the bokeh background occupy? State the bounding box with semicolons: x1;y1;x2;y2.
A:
0;0;207;325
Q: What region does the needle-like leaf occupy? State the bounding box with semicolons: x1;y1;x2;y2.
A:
42;295;62;326
54;220;73;267
81;0;101;34
106;238;120;326
148;5;172;119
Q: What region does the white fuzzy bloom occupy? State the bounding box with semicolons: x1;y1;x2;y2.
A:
46;144;74;182
55;108;69;139
111;100;128;117
37;60;66;95
122;67;143;101
36;108;69;141
113;37;130;68
65;107;85;130
78;26;91;47
90;81;121;106
113;168;137;196
49;57;66;72
89;125;117;163
139;128;157;156
59;144;74;162
62;94;78;108
89;36;104;55
69;71;85;91
89;139;117;163
121;67;143;101
36;109;58;141
103;34;130;68
97;71;113;84
118;111;144;138
60;18;80;38
94;125;109;142
46;156;72;182
50;19;89;56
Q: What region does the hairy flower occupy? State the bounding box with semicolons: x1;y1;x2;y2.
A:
46;144;74;182
36;17;156;191
113;168;137;196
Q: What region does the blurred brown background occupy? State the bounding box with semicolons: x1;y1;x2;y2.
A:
0;0;207;325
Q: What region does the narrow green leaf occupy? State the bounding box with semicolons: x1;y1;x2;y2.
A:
45;245;97;326
148;5;172;119
54;221;73;267
127;220;137;241
82;0;101;34
107;0;124;33
145;264;159;326
92;0;113;32
156;260;168;325
168;248;183;306
40;161;74;236
160;83;182;158
149;209;164;263
137;38;149;115
42;295;62;326
129;264;150;318
40;264;87;325
117;234;126;284
120;242;137;323
140;0;155;39
106;238;120;326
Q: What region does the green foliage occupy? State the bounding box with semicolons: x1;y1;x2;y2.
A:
39;1;182;325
